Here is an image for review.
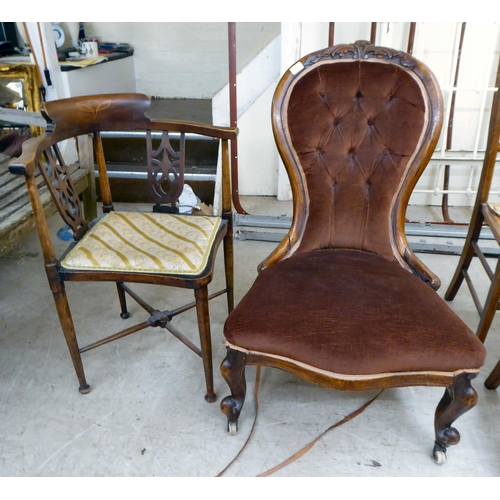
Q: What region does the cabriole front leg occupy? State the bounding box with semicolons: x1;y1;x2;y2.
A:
220;347;247;435
433;373;478;464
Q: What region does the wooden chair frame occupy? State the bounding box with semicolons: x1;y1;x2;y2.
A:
219;41;483;464
445;55;500;390
9;93;237;402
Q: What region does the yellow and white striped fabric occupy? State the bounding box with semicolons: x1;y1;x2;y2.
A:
61;211;222;275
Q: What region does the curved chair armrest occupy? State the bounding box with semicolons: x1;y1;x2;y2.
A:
8;133;51;177
147;120;238;140
402;243;441;290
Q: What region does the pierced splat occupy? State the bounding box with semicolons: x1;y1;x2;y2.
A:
38;144;88;240
146;130;185;205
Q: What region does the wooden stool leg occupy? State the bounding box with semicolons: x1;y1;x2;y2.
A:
485;358;500;389
52;281;90;394
194;286;216;403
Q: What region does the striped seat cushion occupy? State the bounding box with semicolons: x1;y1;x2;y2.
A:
61;211;222;275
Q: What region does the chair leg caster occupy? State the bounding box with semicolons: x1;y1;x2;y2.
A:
227;420;238;436
78;384;91;395
205;393;217;403
120;312;130;319
432;443;447;465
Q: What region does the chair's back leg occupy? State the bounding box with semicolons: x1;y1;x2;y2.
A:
116;282;131;319
221;139;234;312
93;131;114;213
444;210;486;300
223;225;234;313
77;134;98;221
476;257;500;342
484;358;500;389
194;285;216;403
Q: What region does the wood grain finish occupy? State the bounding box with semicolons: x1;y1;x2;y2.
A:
9;93;237;401
220;41;483;463
445;54;500;351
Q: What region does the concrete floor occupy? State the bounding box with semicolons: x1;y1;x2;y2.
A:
1;197;500;478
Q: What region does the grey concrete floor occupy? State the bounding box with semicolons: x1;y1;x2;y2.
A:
1;197;500;478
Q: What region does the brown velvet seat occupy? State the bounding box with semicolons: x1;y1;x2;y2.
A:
219;40;486;465
225;248;484;377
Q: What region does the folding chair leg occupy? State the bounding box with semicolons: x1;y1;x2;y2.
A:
116;282;130;319
484;358;500;390
194;286;216;402
223;230;234;313
51;282;90;394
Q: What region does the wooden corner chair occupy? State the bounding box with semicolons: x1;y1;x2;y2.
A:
8;93;237;402
219;40;486;464
444;54;500;391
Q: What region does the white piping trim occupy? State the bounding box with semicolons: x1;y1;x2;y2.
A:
223;340;479;381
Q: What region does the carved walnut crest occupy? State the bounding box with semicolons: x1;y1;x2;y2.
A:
303;40;418;70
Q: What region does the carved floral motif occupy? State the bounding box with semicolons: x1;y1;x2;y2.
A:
303;40;418;70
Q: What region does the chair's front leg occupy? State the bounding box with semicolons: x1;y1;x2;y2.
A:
194;285;216;403
220;347;247;435
50;277;90;394
433;372;478;464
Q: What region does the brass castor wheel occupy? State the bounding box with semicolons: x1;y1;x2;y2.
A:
433;444;446;465
227;421;238;436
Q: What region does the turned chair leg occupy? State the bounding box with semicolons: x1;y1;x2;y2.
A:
220;347;247;435
116;282;130;319
433;373;478;464
51;282;90;394
194;286;216;403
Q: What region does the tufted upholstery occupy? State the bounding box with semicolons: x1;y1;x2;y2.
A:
285;60;427;259
220;44;486;462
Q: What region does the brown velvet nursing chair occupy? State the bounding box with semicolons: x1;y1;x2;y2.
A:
219;41;486;464
9;93;237;403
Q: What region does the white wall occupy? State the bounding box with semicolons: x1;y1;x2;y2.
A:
83;22;280;99
274;22;500;205
25;21;500;204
